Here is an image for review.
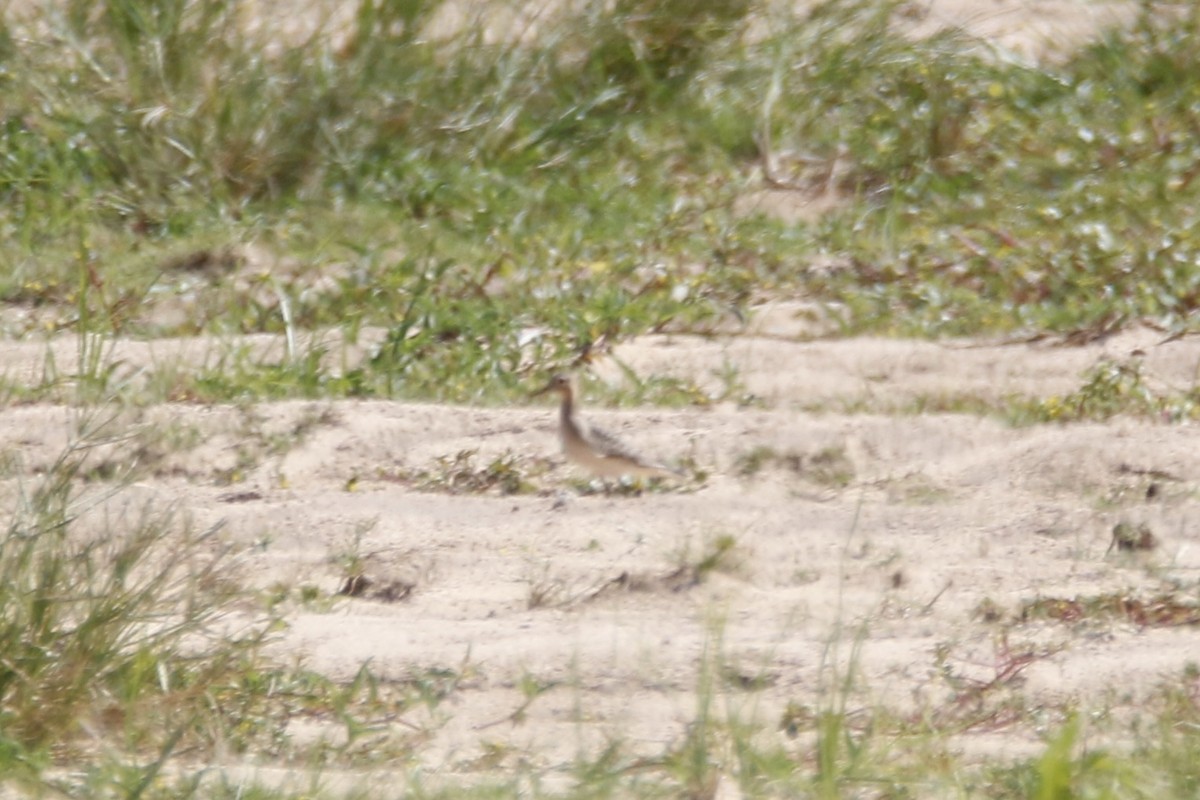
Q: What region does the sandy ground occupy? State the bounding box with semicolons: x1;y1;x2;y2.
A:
5;323;1200;792
2;0;1184;792
4;0;1138;57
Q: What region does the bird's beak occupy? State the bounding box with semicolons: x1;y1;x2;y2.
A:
530;380;555;399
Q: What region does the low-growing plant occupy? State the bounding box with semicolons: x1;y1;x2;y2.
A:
807;446;855;489
735;444;776;476
1012;358;1200;424
406;449;539;496
0;412;264;790
524;562;569;610
670;532;746;586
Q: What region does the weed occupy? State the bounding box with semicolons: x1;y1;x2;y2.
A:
694;533;744;579
1014;359;1187;423
0;413;264;787
930;633;1059;734
806;446;856;489
330;518;377;584
735;445;776;476
734;444;855;488
670;532;746;585
1021;592;1200;628
1107;521;1159;554
408;449;539;495
475;671;560;731
524;563;569;610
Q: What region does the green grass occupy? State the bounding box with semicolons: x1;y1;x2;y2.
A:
1011;358;1200;423
0;413;475;797
1;0;1198;406
5;0;1200;796
0;412;255;792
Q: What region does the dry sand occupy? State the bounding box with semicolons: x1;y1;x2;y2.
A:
6;323;1200;791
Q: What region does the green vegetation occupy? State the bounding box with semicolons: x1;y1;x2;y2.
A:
0;415;449;795
2;0;1198;407
5;0;1200;796
733;443;854;486
399;448;541;495
1014;358;1200;423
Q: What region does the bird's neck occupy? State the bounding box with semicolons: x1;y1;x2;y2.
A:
559;392;590;445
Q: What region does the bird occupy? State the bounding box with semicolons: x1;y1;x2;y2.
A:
532;374;680;480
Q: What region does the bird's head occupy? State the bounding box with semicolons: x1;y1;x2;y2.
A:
531;373;573;399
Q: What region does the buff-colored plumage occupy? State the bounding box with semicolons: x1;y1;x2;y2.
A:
533;375;677;480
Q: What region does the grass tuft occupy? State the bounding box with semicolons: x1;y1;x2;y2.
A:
0;411;261;789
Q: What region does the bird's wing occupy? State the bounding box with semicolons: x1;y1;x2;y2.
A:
585;423;679;476
585;423;645;461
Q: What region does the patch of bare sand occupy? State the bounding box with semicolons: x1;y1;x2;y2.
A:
3;0;1137;58
906;0;1137;59
6;329;1200;789
612;322;1198;411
